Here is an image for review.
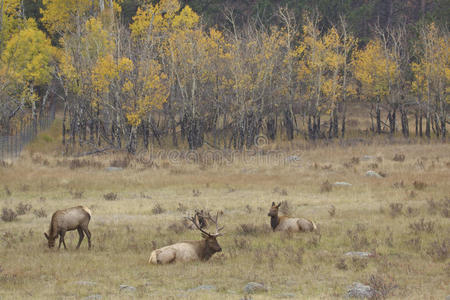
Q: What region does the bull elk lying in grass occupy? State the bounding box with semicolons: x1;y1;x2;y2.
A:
268;202;317;232
44;206;92;249
149;212;224;264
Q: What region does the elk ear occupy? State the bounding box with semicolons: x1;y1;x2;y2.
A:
44;232;49;240
276;202;281;208
271;202;275;206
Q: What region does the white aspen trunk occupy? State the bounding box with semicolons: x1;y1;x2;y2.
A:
99;0;105;12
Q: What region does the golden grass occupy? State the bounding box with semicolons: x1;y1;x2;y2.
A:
0;141;449;299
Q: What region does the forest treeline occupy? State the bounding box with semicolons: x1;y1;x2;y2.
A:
0;0;448;153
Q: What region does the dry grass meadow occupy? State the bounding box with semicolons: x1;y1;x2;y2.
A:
0;125;449;299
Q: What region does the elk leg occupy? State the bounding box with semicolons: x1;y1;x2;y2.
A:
83;227;91;249
76;228;84;249
60;231;67;249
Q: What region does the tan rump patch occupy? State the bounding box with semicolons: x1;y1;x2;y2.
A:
81;206;92;217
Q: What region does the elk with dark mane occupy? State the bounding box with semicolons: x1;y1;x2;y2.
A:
149;212;224;264
268;202;317;232
44;206;92;249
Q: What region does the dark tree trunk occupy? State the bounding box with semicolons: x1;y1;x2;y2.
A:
415;111;418;137
187;114;204;150
308;115;312;139
284;109;294;141
62;103;67;146
180;112;186;140
419;113;423;137
400;106;409;137
333;108;338;138
171;115;178;147
441;116;446;139
143;120;149;150
426;107;431;138
388;107;396;134
341;102;347;137
266;115;276;141
127;126;137;154
376;103;381;134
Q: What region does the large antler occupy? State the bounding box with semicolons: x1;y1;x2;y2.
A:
186;211;224;237
204;211;224;237
193;209;208;229
186;213;213;237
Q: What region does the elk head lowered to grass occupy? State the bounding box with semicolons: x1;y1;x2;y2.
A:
268;202;317;232
149;212;224;264
44;206;92;249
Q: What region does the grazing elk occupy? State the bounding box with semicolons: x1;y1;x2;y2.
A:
268;202;317;232
149;212;224;264
44;206;92;249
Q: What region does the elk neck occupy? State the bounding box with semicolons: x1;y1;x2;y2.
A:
197;239;216;261
270;215;280;231
48;212;60;238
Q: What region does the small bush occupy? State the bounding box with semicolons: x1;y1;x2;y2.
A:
378;171;387;178
328;205;336;217
442;208;449;218
152;203;165;214
368;163;378;169
351;157;360;165
351;257;368;271
110;157;130;168
385;231;394;247
4;185;11;197
16;202;32;215
72;191;84;199
245;204;252;213
320;180;333;193
20;184;30;192
405;206;419;217
192;189;201;197
426;197;449;216
347;224;369;251
69;159;83;169
238;223;258;236
176;202;187;213
426;239;448;261
69;159;103;169
408;190;417;199
392;181;404;189
389;203;403;217
103;192;118;201
413;180;427;190
238;223;271;236
336;258;348;270
233;237;251;250
321;164;332;170
287;247;304;266
140;192;152;199
307;233;321;248
409;218;435;234
33;208;47;218
393;153;405;162
406;236;422;251
1;208;17;222
273;187;288;195
368;273;398;299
